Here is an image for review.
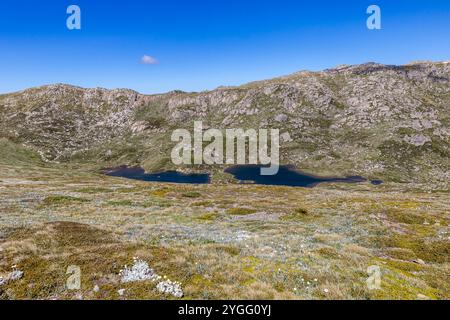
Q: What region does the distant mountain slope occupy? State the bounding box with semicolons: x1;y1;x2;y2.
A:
0;62;449;187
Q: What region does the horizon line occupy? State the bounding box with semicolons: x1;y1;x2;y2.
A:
2;59;449;96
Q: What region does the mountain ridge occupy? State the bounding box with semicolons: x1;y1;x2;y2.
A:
3;60;449;96
0;61;449;188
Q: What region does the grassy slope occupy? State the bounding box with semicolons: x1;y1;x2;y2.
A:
0;162;448;300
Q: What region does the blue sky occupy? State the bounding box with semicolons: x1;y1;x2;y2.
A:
1;0;449;94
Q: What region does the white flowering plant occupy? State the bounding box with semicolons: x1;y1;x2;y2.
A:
119;257;161;283
118;257;183;298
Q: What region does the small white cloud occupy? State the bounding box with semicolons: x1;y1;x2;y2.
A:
141;55;158;65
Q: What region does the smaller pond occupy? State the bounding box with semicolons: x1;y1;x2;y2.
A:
104;166;210;184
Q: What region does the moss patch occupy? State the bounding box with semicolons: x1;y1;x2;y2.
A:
182;192;202;198
42;195;89;207
226;208;257;215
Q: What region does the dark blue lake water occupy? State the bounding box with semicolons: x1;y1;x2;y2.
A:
104;165;382;187
225;165;369;187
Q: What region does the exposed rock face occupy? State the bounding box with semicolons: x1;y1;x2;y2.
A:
0;61;449;186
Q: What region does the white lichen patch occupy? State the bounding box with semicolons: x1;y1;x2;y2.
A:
156;279;184;298
0;267;24;286
119;257;161;283
119;257;184;298
8;270;24;281
403;134;431;146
